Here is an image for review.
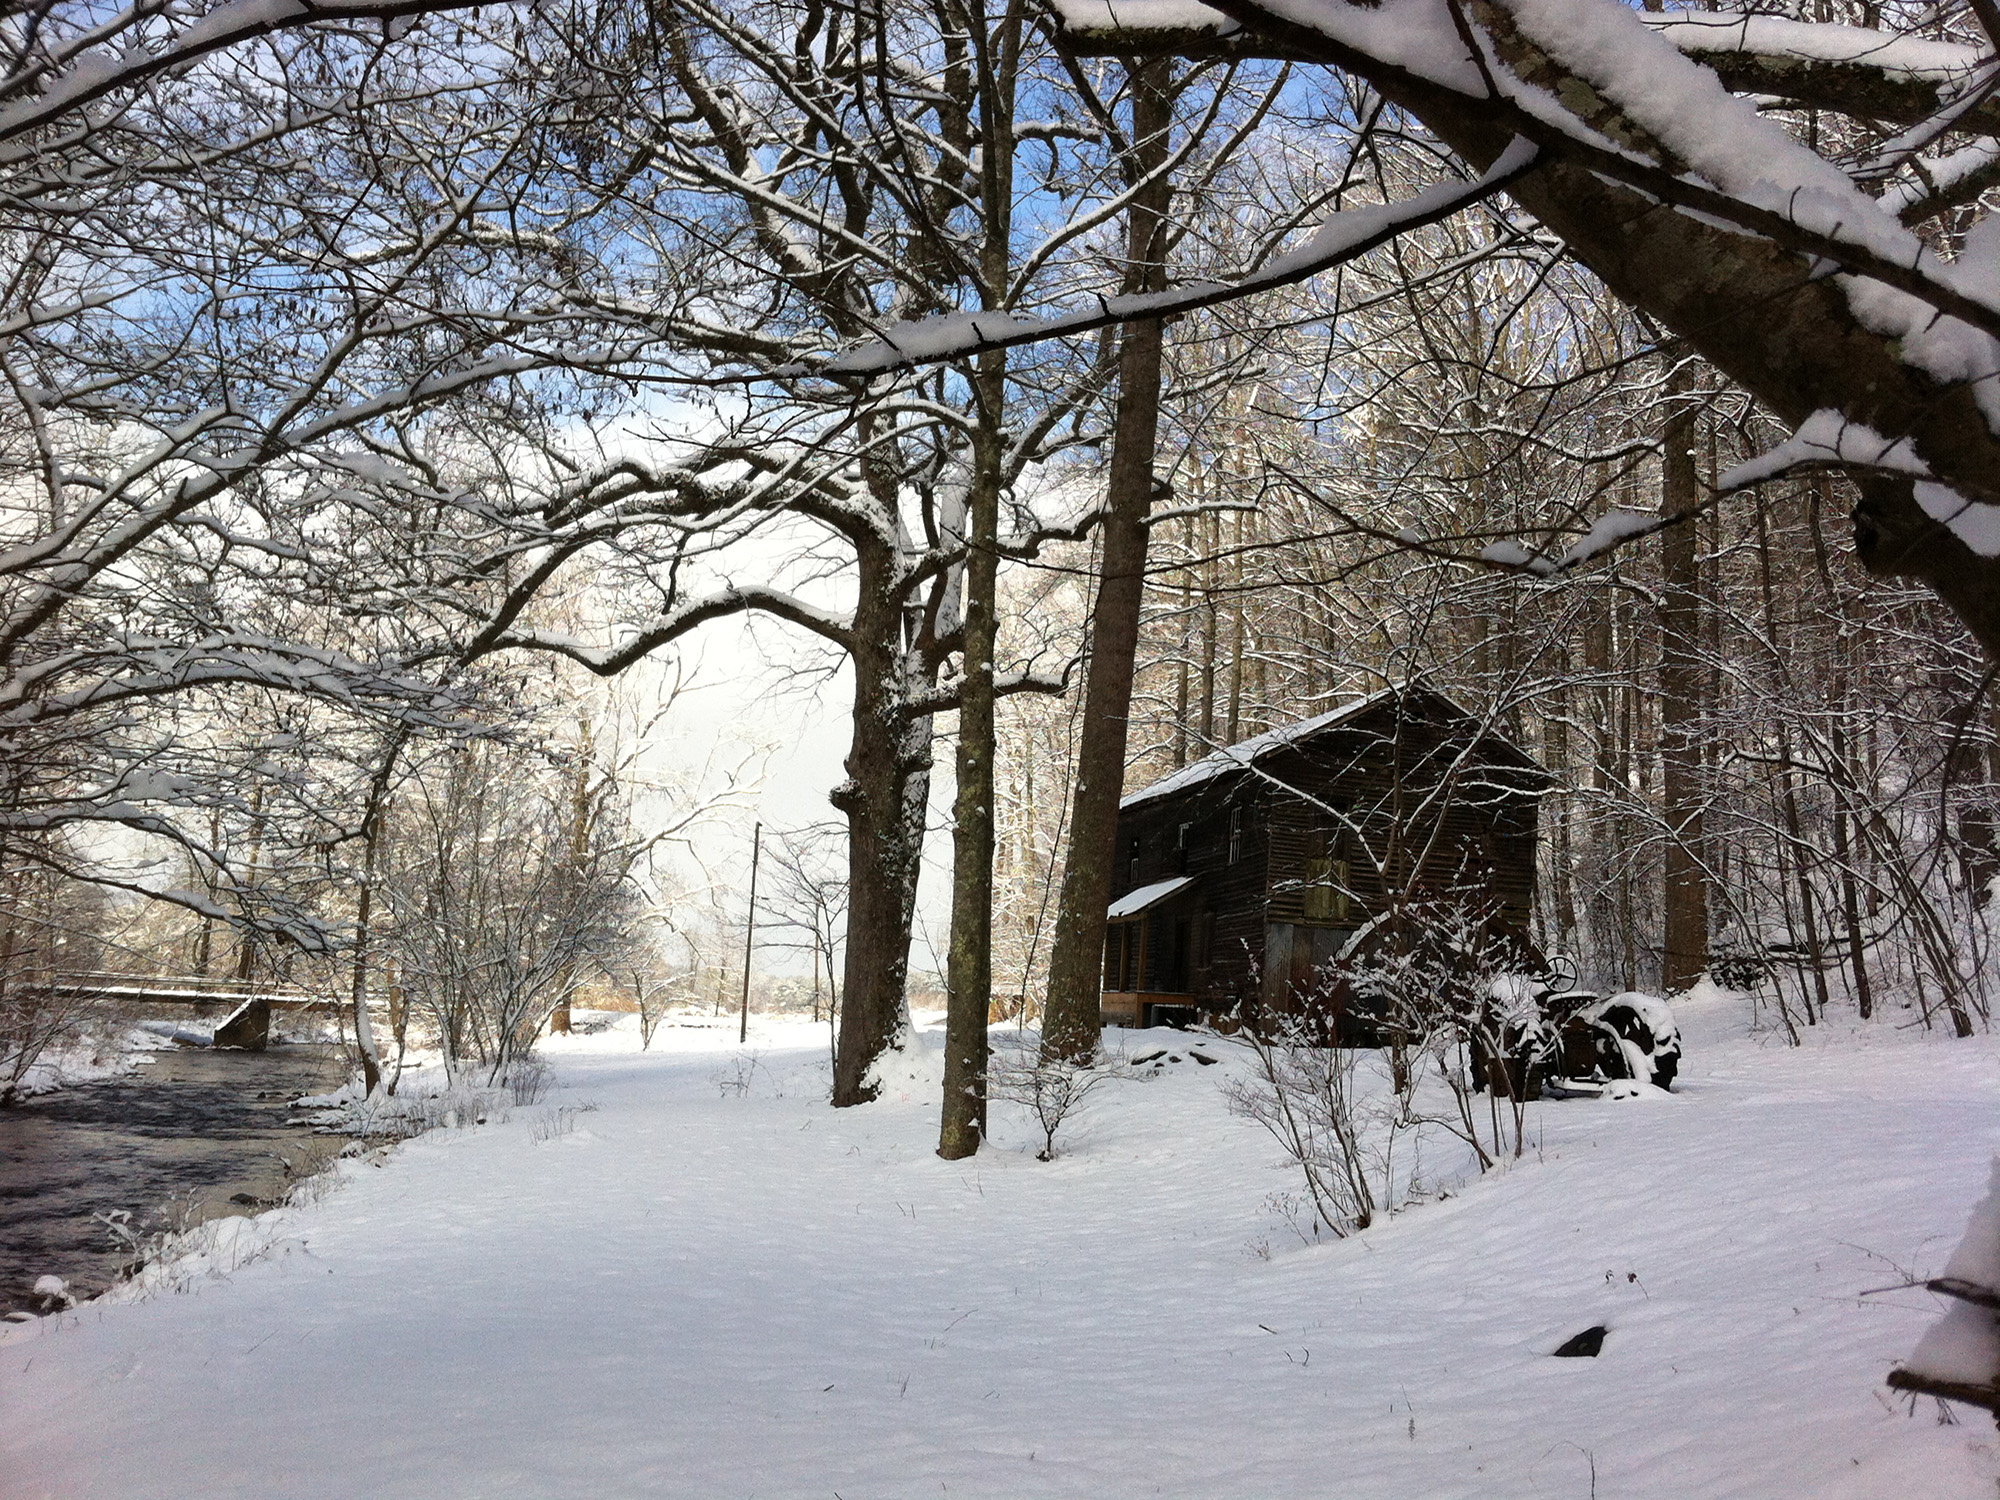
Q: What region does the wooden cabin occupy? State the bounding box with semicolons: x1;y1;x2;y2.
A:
1100;684;1547;1030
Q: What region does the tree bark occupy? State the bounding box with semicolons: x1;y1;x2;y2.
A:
1085;2;2000;665
1658;357;1709;991
832;538;935;1106
351;826;383;1096
940;4;1025;1158
940;362;1004;1156
1040;58;1174;1064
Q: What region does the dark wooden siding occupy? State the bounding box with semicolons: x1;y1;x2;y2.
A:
1107;784;1268;1007
1107;690;1546;1018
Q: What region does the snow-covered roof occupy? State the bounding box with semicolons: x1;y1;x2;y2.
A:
1120;688;1399;812
1106;874;1196;919
1119;684;1536;813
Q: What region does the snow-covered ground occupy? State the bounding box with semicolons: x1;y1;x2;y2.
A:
2;999;1995;1499
4;1026;156;1099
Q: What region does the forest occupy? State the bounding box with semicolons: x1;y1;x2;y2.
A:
2;0;1999;1491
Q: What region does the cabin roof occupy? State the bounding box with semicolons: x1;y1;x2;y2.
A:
1118;683;1541;814
1106;874;1197;919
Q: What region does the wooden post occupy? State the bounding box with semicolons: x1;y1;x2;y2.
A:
739;821;761;1045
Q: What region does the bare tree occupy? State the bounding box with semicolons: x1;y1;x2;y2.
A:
759;824;850;1073
379;728;642;1084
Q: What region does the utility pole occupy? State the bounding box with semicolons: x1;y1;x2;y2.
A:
739;821;761;1045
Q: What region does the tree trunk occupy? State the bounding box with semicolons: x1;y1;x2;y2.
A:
351;826;383;1096
940;362;1004;1157
548;718;595;1038
1040;58;1174;1064
1829;733;1875;1019
1200;508;1219;747
1657;356;1709;991
940;7;1025;1157
1172;537;1192;771
832;541;934;1106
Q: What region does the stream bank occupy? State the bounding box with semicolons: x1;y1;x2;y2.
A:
0;1043;348;1318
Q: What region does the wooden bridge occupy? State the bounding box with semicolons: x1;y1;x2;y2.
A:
40;971;319;1010
33;972;331;1050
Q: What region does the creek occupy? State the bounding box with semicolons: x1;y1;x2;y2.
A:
0;1043;346;1318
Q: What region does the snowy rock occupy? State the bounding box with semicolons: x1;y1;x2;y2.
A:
1552;1325;1608;1358
1903;1302;2000;1389
1939;1157;2000;1296
1891;1157;2000;1411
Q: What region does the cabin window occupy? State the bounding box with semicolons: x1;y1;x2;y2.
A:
1127;834;1141;882
1303;857;1332;922
1227;806;1243;865
1104;925;1122;991
1175;822;1191;874
1303;856;1352;924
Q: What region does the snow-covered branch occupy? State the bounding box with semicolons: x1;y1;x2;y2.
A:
816;137;1540;374
0;0;487;147
491;586;858;677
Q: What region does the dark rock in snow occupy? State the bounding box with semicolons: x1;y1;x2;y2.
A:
212;996;270;1051
1552;1325;1608;1358
1189;1051;1218;1065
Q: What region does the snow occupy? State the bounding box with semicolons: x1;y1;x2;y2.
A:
1557;507;1660;569
5;1029;152;1098
1883;141;2000;218
1602;990;1677;1046
2;1008;1996;1497
1478;539;1556;575
1942;1158;2000;1293
1047;0;1239;39
1718;413;2000;558
1487;972;1543;1027
1106;874;1196;917
1719;409;1931;491
176;0;313;52
1121;684;1401;810
1904;1301;2000;1388
1645;10;1980;83
1249;0;1488;93
1591;991;1682;1087
1915;481;2000;559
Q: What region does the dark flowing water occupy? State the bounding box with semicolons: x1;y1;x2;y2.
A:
0;1044;345;1317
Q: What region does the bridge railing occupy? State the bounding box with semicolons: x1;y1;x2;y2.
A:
24;972;322;1007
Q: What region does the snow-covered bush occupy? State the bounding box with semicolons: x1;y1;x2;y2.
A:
989;1034;1129;1160
377;736;647;1085
296;1060;534;1140
1307;901;1546;1165
1222;1016;1396;1233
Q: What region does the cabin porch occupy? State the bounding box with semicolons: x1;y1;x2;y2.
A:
1100;875;1201;1028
